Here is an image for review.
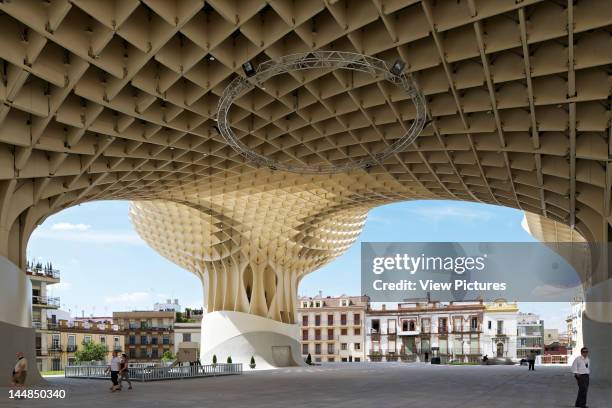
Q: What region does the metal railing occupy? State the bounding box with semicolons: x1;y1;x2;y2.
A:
32;296;60;307
65;363;242;381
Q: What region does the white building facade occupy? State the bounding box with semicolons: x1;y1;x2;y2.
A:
173;322;201;355
517;313;545;359
366;299;519;363
481;300;519;360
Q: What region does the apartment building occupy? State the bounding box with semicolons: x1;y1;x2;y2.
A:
174;322;201;355
113;311;175;360
297;294;368;363
26;261;61;371
44;319;124;370
517;313;545;358
366;299;487;363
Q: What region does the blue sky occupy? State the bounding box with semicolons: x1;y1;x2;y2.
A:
28;199;571;329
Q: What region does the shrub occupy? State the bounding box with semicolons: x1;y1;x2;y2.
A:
212;354;217;365
75;341;107;363
161;350;174;361
305;353;312;365
227;356;232;364
250;356;256;368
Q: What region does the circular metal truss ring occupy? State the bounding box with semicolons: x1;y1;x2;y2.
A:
216;51;427;174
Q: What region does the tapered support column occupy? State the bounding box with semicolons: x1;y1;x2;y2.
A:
0;256;43;385
583;278;612;383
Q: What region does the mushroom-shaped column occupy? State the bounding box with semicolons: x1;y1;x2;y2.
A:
129;197;366;368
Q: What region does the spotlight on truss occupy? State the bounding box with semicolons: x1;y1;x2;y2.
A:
242;61;256;77
390;59;406;76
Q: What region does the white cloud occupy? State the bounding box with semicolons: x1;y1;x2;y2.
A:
51;222;91;231
31;228;145;246
407;205;494;223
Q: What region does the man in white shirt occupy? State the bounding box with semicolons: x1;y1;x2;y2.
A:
105;351;122;392
571;347;590;408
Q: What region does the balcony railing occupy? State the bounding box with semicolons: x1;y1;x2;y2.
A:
32;296;60;307
66;345;78;352
26;267;60;279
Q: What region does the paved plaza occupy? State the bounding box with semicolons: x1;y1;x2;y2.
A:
1;363;610;408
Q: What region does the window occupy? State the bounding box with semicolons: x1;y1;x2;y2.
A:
327;344;334;354
140;348;148;358
439;318;448;334
354;328;361;336
355;343;361;350
341;357;347;362
301;301;309;308
327;329;333;340
52;358;61;371
315;315;321;326
151;336;158;345
355;357;360;362
409;321;416;331
341;328;347;336
315;301;321;308
421;318;430;333
388;319;396;334
84;335;92;344
67;335;76;351
45;333;55;350
354;313;360;325
129;349;136;358
129;335;136;345
302;315;308;326
114;337;120;350
402;320;409;331
302;344;308;354
341;343;348;350
497;320;504;335
341;299;349;307
328;357;335;362
163;335;170;345
488;320;492;330
471;317;478;330
371;319;380;333
184;333;191;342
140;336;148;345
302;329;308;340
99;336;106;344
315;329;321;340
315;344;321;355
327;314;334;325
340;314;347;325
151;348;159;359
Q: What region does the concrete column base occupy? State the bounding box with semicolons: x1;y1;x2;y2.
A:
200;311;305;369
0;321;44;385
583;278;612;383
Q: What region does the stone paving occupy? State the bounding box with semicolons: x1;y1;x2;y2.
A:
1;363;610;408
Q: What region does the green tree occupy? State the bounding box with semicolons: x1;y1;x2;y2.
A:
212;354;217;366
161;350;174;361
305;353;312;365
227;356;232;364
75;341;107;363
249;356;256;368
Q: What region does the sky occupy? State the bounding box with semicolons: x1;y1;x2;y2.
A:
28;199;572;330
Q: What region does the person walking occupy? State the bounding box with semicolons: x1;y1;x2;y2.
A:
572;347;590;408
119;353;132;390
105;351;122;392
527;350;536;371
11;352;28;392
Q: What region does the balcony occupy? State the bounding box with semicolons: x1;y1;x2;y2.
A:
32;296;60;308
66;345;78;352
48;344;62;353
398;328;420;336
26;266;60;281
